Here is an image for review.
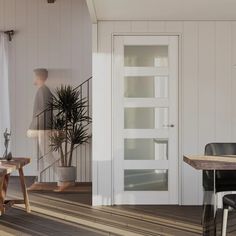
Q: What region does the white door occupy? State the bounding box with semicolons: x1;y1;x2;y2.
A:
113;35;179;205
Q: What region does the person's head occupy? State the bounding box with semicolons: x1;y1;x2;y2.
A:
33;68;48;87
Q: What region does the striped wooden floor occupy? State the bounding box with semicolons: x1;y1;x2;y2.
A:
1;177;235;235
27;181;92;193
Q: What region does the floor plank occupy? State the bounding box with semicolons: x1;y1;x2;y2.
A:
28;182;92;193
114;205;202;225
0;177;206;235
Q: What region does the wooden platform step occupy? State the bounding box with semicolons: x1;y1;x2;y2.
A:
27;182;92;193
10;193;202;236
31;193;202;234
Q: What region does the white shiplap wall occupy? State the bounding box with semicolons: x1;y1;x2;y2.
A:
0;0;92;176
93;20;236;205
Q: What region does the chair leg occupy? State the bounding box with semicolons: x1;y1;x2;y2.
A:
222;206;229;236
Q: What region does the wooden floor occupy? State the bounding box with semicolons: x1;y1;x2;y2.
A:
115;205;201;225
27;181;92;193
0;176;233;236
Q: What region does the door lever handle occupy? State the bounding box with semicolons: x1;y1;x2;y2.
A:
163;124;175;128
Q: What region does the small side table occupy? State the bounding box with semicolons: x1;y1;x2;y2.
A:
0;158;31;215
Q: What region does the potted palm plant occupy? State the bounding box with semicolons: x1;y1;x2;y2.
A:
49;85;91;187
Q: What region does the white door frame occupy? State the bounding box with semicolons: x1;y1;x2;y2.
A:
111;33;182;205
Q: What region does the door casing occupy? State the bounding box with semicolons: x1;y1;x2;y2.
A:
111;33;182;205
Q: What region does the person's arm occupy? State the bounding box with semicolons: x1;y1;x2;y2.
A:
29;88;44;130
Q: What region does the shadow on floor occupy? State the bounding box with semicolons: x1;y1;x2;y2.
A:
8;176;92;205
0;208;101;236
1;177;102;236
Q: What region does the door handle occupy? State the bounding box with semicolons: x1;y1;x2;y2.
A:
163;124;175;128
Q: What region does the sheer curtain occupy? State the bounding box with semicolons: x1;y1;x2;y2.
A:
0;33;10;156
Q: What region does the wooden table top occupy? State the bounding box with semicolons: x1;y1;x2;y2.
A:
0;158;30;177
183;155;236;170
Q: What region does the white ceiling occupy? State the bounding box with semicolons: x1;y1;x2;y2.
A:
88;0;236;22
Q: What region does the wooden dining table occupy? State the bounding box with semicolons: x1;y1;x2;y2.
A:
0;157;31;215
184;155;236;236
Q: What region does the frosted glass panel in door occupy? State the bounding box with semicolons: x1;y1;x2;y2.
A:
124;76;168;98
124;138;168;160
124;46;168;67
124;169;168;191
124;107;168;129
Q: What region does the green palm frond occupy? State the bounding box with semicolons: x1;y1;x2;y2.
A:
49;84;92;167
68;124;90;145
50;131;66;152
53;116;66;130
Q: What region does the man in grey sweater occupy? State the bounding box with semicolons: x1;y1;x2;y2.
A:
27;69;56;182
29;68;52;131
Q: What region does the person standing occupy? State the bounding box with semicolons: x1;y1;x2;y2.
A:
28;68;52;133
27;68;56;182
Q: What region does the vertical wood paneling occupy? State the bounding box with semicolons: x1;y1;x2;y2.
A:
215;22;231;141
0;0;92;177
198;22;216;150
33;8;50;193
60;0;72;69
0;0;4;29
232;22;236;66
198;21;216;203
131;21;148;32
164;21;184;203
114;21;132;33
95;20;236;205
165;21;183;33
48;0;60;69
4;0;15;28
81;0;92;81
231;22;236;141
148;21;165;32
4;0;16;157
198;22;216;204
15;0;27;157
71;0;83;86
37;0;49;68
26;0;38;129
25;0;38;175
79;2;92;182
182;22;199;204
92;23;98;201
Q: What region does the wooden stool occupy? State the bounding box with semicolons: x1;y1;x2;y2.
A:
0;158;31;215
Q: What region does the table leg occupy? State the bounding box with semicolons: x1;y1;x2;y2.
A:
0;174;10;215
18;167;31;213
0;177;3;215
202;170;216;236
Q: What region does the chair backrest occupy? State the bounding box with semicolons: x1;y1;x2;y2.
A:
205;143;236;156
204;143;236;192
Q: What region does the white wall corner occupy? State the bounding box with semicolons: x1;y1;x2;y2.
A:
86;0;97;23
92;24;98;52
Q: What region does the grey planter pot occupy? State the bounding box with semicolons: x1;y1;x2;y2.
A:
56;166;76;187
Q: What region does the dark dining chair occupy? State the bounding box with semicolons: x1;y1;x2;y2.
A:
203;143;236;236
204;143;236;192
222;194;236;236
